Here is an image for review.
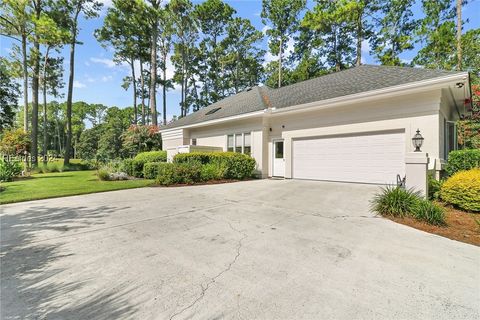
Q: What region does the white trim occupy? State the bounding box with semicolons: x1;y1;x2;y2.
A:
159;110;264;133
267;73;468;117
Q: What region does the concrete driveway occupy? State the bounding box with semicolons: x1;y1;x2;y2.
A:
1;179;479;320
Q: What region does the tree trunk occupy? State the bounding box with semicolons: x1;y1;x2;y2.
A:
42;47;50;165
356;13;363;66
31;1;41;166
131;58;137;125
140;61;145;125
149;21;158;126
456;0;462;70
162;54;167;125
64;11;79;165
278;37;282;88
22;33;29;132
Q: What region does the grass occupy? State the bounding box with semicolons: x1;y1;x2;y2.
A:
0;170;153;204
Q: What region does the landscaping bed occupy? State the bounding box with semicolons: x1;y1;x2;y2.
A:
388;203;480;246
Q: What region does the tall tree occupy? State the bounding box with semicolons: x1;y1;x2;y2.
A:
171;0;197;117
302;0;356;72
96;0;148;126
413;0;456;70
261;0;305;88
0;58;20;132
456;0;462;70
59;0;102;165
371;0;416;66
158;6;174;125
0;0;33;132
146;0;161;125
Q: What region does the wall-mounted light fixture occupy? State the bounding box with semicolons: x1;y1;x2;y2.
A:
455;82;464;88
412;129;424;152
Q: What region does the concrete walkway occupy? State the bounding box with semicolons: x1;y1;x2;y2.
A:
1;179;479;319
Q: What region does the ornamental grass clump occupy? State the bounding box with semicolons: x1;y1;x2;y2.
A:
411;199;446;226
370;186;421;218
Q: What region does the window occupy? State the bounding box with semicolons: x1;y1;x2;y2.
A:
445;121;457;158
227;133;251;154
275;141;284;159
227;135;234;152
244;133;251;156
191;138;197;146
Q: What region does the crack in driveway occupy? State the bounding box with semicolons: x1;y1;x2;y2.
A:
169;221;247;320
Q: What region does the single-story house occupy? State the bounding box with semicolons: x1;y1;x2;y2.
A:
160;65;471;184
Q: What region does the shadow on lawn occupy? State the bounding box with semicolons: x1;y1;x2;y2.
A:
0;204;139;319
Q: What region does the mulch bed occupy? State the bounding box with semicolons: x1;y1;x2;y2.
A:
150;178;253;188
388;204;480;246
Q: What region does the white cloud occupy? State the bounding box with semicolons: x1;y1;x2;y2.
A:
361;41;371;54
263;37;295;66
101;75;113;82
73;81;86;88
90;57;129;69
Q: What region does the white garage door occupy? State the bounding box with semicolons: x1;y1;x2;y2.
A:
292;131;405;184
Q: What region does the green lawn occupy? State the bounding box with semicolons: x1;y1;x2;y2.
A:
0;170;154;204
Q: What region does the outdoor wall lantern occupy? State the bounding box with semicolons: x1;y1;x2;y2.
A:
412;129;424;152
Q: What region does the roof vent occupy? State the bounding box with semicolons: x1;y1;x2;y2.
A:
244;87;252;92
205;107;221;115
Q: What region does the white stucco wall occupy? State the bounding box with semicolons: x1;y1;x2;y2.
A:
161;88;459;179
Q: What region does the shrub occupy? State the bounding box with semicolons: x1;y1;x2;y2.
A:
428;173;442;200
143;162;169;179
200;162;228;181
131;151;167;177
370;186;421;217
156;162;202;186
97;169;110;181
174;152;255;180
121;158;135;176
0;159;22;182
412;199;446;226
440;168;480;212
444;149;480;176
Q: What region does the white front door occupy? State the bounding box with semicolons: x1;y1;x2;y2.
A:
273;140;285;177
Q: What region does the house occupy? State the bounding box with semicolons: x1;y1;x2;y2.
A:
160;65;471;184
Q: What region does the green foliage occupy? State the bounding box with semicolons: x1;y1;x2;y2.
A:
370;186;421;218
121;125;162;155
428;173;443;200
0;127;31;155
440;168;480;212
156;161;202;185
200;161;228;181
97;168;110;181
444;149;480;176
143;162;169;179
173;152;256;179
0;159;22;182
411;199;446;226
130;151;168;177
121;158;135;176
0;58;19;131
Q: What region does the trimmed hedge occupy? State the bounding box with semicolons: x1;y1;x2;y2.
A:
440;168;480;212
156;162;202;185
143;162;170;179
125;151;167;177
445;149;480;176
173;152;256;180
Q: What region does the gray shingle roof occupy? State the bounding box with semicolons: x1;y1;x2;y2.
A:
162;65;464;130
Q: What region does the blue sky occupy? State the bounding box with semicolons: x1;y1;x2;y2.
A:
1;0;479;121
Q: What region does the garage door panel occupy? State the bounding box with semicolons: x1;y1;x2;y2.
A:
292;131;405;184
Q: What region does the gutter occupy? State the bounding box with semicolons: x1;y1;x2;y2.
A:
267;73;469;116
